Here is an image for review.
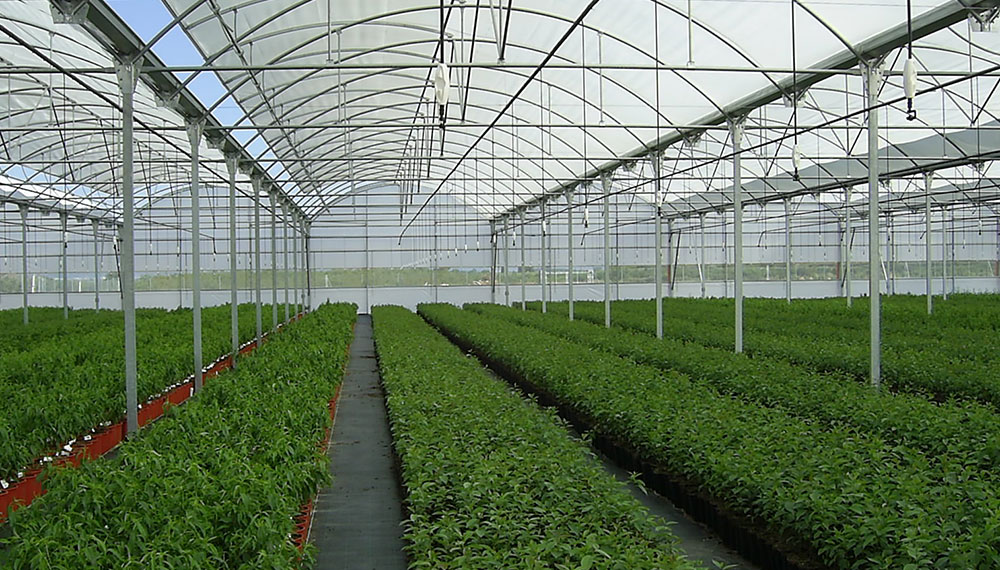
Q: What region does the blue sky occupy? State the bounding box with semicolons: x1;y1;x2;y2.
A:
106;0;283;179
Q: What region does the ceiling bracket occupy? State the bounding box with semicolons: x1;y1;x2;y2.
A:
50;0;89;25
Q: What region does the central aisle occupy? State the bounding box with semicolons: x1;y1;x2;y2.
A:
311;314;408;569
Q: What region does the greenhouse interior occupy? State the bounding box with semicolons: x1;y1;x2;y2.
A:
2;0;1000;568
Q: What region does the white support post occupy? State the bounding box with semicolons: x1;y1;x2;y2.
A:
519;209;526;310
118;61;139;434
186;118;204;394
845;186;853;307
667;219;674;298
784;198;792;303
301;219;308;313
225;154;239;368
602;174;612;328
567;189;574;321
503;216;511;307
20;205;27;325
942;207;948;301
302;218;312;312
865;61;882;390
490;220;497;304
540;201;547;313
269;192;279;330
252;178;263;342
61;213;68;319
885;213;896;295
432;223;439;303
949;211;956;295
291;213;300;317
731;119;745;354
653;153;663;339
925;173;933;314
92;219;100;310
699;213;706;298
283;202;290;322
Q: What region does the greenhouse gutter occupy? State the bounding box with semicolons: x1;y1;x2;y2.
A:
51;0;307;222
497;0;998;222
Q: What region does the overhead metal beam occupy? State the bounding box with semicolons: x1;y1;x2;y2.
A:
60;0;306;221
491;0;998;222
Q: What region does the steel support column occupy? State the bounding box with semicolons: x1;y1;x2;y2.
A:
503;216;511;307
785;198;792;303
925;173;933;314
302;218;312;312
519;209;526;310
20;205;27;325
667;219;674;298
92;219;100;310
187;118;204;394
490;220;497;305
118;61;139;433
602;174;612;328
845;187;853;306
252;178;263;342
300;220;307;313
731;119;745;354
865;61;882;389
269;192;279;330
432;224;439;303
225;154;239;367
567;189;574;321
61;213;68;319
885;215;896;295
699;213;706;298
942;207;948;300
282;203;290;321
653;153;663;339
540;201;547;313
291;214;299;317
949;212;956;295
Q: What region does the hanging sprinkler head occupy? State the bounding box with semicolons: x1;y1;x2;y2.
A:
903;57;918;121
792;144;803;182
904;0;917;121
433;62;451;154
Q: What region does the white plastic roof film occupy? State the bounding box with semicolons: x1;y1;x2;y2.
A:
1;0;998;226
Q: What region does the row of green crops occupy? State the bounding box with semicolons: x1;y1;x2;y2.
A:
371;306;701;570
654;295;1000;354
540;298;1000;405
0;304;271;479
0;308;125;356
0;303;356;569
467;302;1000;473
419;303;1000;569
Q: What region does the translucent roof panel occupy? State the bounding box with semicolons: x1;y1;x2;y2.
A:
162;0;988;225
0;0;260;224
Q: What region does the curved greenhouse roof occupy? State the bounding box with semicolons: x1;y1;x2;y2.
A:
0;0;995;229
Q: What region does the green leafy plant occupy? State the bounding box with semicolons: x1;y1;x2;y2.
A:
0;303;356;569
0;304;271;479
373;306;701;570
421;303;1000;569
543;295;1000;406
466;302;1000;473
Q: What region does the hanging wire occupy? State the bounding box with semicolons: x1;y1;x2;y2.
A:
905;0;917;121
791;0;800;181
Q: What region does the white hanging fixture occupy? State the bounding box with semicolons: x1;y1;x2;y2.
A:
434;63;451;106
792;145;803;173
903;57;918;121
434;63;451;154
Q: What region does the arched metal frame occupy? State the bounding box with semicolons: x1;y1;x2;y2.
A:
0;0;994;234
